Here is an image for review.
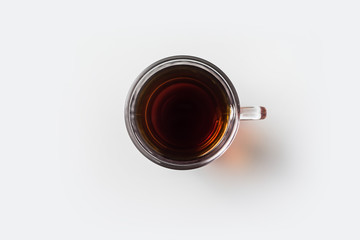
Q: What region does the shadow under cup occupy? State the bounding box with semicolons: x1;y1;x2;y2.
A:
125;56;241;170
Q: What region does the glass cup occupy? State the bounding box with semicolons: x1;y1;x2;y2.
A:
125;55;266;170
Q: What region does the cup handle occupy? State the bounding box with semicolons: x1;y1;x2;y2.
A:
240;106;267;120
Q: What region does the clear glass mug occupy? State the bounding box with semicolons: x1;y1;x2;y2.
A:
125;56;266;170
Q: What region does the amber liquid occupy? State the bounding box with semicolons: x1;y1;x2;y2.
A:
135;65;230;161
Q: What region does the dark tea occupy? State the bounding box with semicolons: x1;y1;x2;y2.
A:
135;65;230;161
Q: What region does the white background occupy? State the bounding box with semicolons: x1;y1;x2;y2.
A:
0;0;359;239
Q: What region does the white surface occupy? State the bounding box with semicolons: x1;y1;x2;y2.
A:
0;0;359;239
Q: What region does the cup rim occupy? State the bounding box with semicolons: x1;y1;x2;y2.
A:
125;55;240;170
